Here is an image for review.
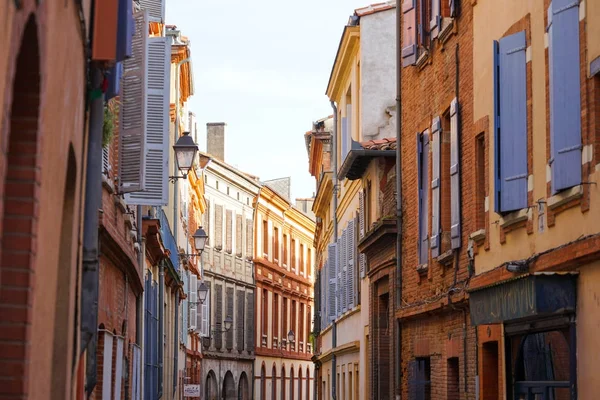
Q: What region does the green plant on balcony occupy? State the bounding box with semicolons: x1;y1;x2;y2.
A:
102;101;119;148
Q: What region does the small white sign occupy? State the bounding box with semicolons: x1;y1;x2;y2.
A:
184;384;201;397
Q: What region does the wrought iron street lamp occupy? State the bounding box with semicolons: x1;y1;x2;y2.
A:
169;131;199;181
181;227;208;259
287;329;295;343
197;281;209;305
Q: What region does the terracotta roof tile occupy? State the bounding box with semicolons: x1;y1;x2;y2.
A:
359;137;397;150
354;1;396;17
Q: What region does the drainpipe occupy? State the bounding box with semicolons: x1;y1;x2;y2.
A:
330;100;339;400
159;259;165;398
173;56;191;400
81;65;104;396
395;1;404;398
137;205;145;400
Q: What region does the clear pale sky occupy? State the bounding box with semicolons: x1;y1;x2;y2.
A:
166;0;376;200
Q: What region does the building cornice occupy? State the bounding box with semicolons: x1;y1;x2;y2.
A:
326;26;360;101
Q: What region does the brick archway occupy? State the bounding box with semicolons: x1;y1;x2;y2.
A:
0;12;41;397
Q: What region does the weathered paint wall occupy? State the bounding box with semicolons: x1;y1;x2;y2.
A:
360;8;397;140
472;0;600;274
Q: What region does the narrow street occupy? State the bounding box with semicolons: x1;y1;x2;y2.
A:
0;0;599;399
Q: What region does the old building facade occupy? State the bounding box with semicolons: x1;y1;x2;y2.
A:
200;123;259;400
468;1;600;399
253;184;316;400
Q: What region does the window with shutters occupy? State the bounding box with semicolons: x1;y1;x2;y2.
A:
204;200;210;246
273;226;279;262
215;204;223;250
440;111;452;253
245;291;255;352
493;31;528;214
225;210;233;254
273;293;279;341
417;131;430;266
475;133;486;231
291;300;297;342
236;214;243;257
226;287;234;350
328;242;337;321
340;91;354;165
307;248;312;277
547;0;582;193
262;288;268;343
291;238;297;271
347;220;356;309
299;243;305;275
215;284;223;350
263;220;269;256
200;282;210;337
299;303;305;347
283;234;289;267
282;297;288;342
139;0;165;22
246;218;253;260
102;145;111;177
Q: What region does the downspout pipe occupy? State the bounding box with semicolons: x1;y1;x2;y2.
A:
395;1;404;398
81;65;104;396
330;100;339;400
137;205;145;399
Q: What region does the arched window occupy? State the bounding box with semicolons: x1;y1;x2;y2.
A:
306;367;310;400
298;369;303;400
272;364;277;400
260;364;266;400
290;366;295;400
281;366;286;400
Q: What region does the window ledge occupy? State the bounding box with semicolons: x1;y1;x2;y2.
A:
499;208;529;229
469;229;486;243
548;185;583;210
439;18;455;44
416;50;430;70
416;263;429;275
102;174;114;193
114;195;127;213
436;249;454;266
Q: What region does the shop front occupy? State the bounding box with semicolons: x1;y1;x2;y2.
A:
469;273;578;400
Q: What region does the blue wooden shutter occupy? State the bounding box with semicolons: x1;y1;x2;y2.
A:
548;0;582;193
418;131;430;264
450;98;461;249
430;118;441;258
430;0;440;38
327;243;337;321
450;0;457;17
341;230;347;313
497;31;528;213
116;0;133;62
402;0;417;67
493;40;501;213
347;220;355;309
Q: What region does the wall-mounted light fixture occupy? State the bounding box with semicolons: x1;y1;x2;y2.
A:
169;131;199;182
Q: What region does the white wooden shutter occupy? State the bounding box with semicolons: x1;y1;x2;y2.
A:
119;10;147;194
358;190;367;278
450;98;461;249
131;344;141;400
114;337;124;400
342;230;349;313
102;146;111;175
189;274;198;304
126;36;170;205
430;0;441;38
336;237;342;316
327;243;337;321
201;284;210;337
346;104;353;154
347;220;355;309
430;116;441;258
102;332;113;400
189;306;197;330
139;0;165;22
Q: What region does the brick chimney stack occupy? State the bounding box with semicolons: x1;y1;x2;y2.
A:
206;122;225;161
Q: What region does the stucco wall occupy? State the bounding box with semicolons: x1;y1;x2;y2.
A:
360;8;397;140
472;0;600;274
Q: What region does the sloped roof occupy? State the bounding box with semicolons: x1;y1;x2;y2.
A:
354;1;396;17
360;137;397;150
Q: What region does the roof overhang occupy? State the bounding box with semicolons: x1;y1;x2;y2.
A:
339;143;395;181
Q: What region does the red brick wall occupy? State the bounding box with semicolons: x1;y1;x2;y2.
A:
0;1;87;398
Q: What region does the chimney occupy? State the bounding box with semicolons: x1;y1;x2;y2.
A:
206;122;225;161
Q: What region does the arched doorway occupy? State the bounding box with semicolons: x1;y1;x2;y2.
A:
298;368;303;400
290;366;295;400
281;366;286;400
238;372;250;400
0;13;41;399
223;371;236;400
206;370;218;400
